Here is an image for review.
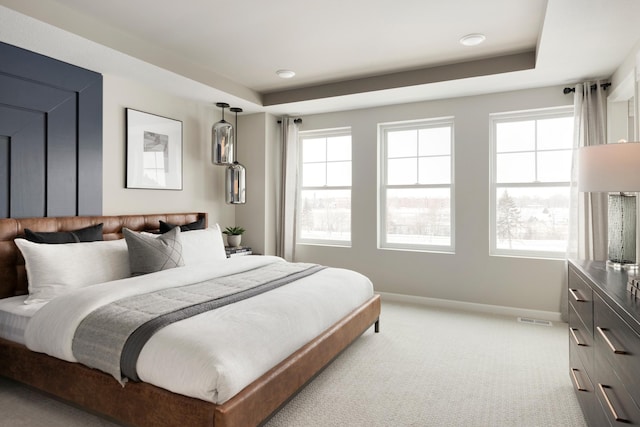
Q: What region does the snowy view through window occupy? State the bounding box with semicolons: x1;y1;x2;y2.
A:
298;130;352;243
493;110;573;256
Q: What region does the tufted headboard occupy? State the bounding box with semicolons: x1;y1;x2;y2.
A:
0;212;207;298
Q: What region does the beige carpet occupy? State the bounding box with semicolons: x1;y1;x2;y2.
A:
0;301;586;427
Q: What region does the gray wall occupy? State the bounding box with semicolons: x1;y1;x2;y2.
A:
242;86;573;317
102;74;235;227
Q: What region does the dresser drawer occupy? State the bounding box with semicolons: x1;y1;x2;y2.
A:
595;293;640;409
570;334;598;425
570;303;593;371
569;267;594;334
595;347;640;425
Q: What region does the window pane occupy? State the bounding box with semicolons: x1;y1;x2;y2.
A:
388;158;417;185
327;136;351;161
327;161;351;186
496;121;535;152
496;152;535;183
537;117;574;150
418;156;450;184
537;150;572;182
302;138;326;162
386;188;451;246
302;163;326;186
387;130;417;158
299;189;351;241
418;127;451;156
495;186;569;253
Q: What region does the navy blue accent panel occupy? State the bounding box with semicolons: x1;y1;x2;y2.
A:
0;104;41;135
0;106;43;218
11;115;46;218
47;96;77;217
0;73;74;112
77;77;103;216
0;42;100;93
0;42;103;218
0;136;8;218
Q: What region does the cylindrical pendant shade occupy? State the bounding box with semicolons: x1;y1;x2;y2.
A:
212;119;234;165
225;162;246;204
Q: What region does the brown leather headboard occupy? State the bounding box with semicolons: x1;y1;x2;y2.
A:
0;212;207;298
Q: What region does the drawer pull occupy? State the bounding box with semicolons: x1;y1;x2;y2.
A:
569;288;585;302
569;328;586;346
598;383;627;423
596;326;627;354
571;368;587;391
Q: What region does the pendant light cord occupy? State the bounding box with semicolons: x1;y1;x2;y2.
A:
230;107;243;164
215;102;230;121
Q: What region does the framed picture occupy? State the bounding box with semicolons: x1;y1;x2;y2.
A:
126;108;183;190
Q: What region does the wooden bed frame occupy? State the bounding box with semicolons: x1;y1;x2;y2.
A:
0;213;381;427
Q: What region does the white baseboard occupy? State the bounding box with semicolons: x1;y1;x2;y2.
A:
378;292;563;323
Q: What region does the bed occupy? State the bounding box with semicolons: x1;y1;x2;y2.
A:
0;212;380;427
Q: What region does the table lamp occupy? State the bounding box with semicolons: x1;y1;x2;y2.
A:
578;142;640;270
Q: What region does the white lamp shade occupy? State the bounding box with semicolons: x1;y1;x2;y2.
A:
578;142;640;192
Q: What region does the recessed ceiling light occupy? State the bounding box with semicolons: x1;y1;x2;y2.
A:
459;33;486;47
276;69;296;79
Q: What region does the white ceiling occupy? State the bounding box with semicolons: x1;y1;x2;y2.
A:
0;0;639;115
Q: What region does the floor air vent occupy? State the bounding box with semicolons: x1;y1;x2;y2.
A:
517;317;552;326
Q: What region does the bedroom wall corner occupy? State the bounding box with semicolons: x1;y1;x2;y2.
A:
235;112;279;256
101;74;234;226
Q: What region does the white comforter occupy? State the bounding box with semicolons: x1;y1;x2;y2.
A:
24;256;374;404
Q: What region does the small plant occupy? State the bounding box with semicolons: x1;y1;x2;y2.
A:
223;226;245;236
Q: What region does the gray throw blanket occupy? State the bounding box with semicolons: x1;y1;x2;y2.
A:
71;261;325;383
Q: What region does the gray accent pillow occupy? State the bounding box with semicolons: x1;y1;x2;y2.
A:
123;227;184;276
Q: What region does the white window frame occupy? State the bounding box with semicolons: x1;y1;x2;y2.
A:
296;127;352;246
489;106;574;259
378;117;455;253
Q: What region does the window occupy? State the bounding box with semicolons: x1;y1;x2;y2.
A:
490;107;574;258
379;118;454;251
297;128;352;245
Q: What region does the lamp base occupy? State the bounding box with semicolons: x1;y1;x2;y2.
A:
608;193;637;267
606;259;639;272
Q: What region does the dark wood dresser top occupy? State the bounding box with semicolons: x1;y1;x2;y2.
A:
570;259;640;332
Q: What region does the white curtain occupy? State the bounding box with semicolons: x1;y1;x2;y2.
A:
276;118;300;261
564;80;608;320
567;81;609;261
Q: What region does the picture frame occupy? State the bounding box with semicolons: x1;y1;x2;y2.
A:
126;108;183;190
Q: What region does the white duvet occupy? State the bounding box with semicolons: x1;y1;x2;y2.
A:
24;256;374;404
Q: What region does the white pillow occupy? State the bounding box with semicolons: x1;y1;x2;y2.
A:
174;225;227;265
143;225;227;265
14;239;130;304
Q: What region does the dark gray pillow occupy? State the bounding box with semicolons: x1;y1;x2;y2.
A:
122;227;184;276
159;217;205;233
24;223;104;244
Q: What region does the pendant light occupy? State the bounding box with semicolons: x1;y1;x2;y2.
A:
225;107;246;204
212;102;234;165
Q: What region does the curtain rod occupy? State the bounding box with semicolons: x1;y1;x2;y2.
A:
563;82;611;94
277;118;302;124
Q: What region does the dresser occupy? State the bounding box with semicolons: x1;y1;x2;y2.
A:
569;260;640;426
